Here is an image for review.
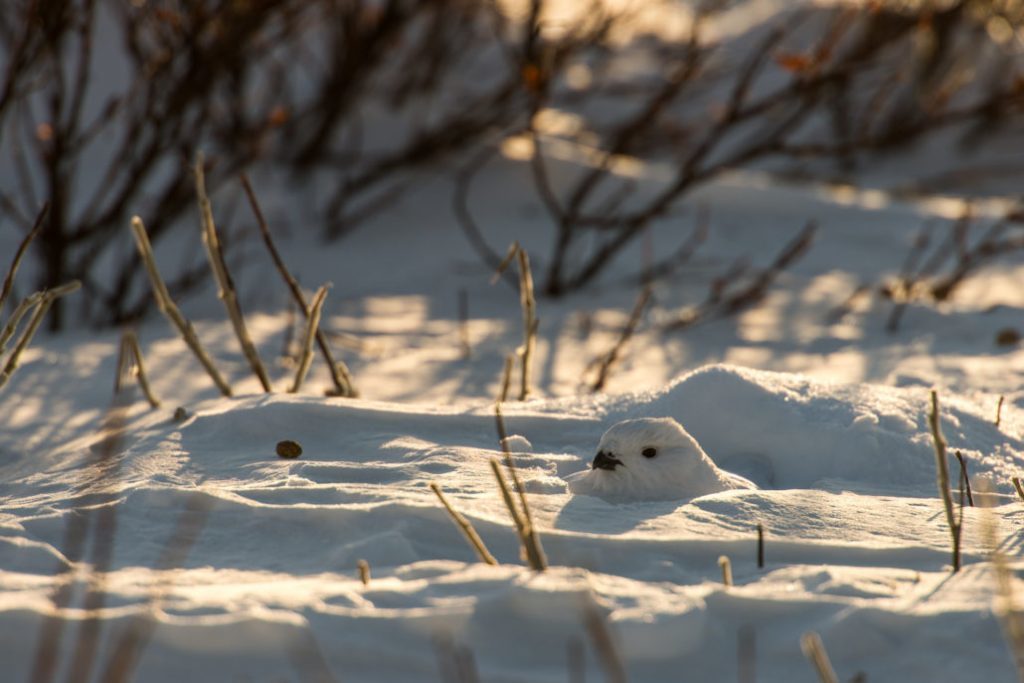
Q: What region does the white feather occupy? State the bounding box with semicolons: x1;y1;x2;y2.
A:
566;417;756;501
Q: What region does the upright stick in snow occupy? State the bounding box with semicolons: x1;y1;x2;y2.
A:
130;216;232;397
430;482;497;566
194;154;272;392
928;390;961;573
492;242;537;401
290;285;329;393
495;402;546;570
801;632;840;683
241;174;357;397
0;281;80;391
114;329;160;409
0;202;46;315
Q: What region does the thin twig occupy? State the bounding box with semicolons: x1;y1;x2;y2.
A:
997;395;1005;428
929;390;961;573
495;402;546;570
757;523;765;569
0;201;46;314
499;353;514;403
955;451;974;508
718;555;733;586
430;482;498;565
130;216;232;397
1013;477;1024;502
195;154;271;392
240;173;357;397
0;290;43;356
290;285;329;393
590;286;651;393
516;246;537;401
800;632;840;683
489;459;530;562
357;559;371;586
0;281;80;390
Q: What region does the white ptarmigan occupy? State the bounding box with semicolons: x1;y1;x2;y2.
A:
566;417;756;501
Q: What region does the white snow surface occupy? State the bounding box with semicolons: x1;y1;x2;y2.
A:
2;364;1024;682
5;3;1024;676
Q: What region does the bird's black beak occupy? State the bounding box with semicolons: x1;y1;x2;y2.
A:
592;450;623;471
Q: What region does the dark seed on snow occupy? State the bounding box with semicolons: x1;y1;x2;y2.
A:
276;440;303;459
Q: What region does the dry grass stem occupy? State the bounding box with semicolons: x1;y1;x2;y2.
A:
0;202;46;314
290;285;329;393
979;483;1024;681
130;216;232;396
997;395;1005;428
0;281;80;390
491;242;537;400
489;459;529;555
357;559;371;586
955;451;974;508
516;247;537;401
718;555;733;586
195;154;271;392
115;329;160;409
241;174;357;397
800;632;840;683
430;482;498;565
1013;477;1024;502
495;402;546;570
590;286;651;392
499;353;514;403
929;390;961;573
757;523;765;569
0;290;43;355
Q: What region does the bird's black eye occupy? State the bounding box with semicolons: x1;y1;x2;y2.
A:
642;447;657;458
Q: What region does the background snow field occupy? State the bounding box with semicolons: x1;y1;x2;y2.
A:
4;0;1024;680
2;366;1023;682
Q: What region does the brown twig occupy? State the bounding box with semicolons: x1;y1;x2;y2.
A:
800;632;840;683
290;284;329;393
718;555;733;586
430;482;498;565
114;329;160;409
664;223;816;331
130;216;232;397
0;201;45;314
495;402;546;570
589;286;651;393
499;352;515;403
240;174;357;397
757;523;765;569
357;559;371;586
1013;477;1024;502
195;154;271;392
0;280;80;390
929;390;961;573
955;450;974;508
996;395;1005;428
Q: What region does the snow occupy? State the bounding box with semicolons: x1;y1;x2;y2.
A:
4;3;1024;681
